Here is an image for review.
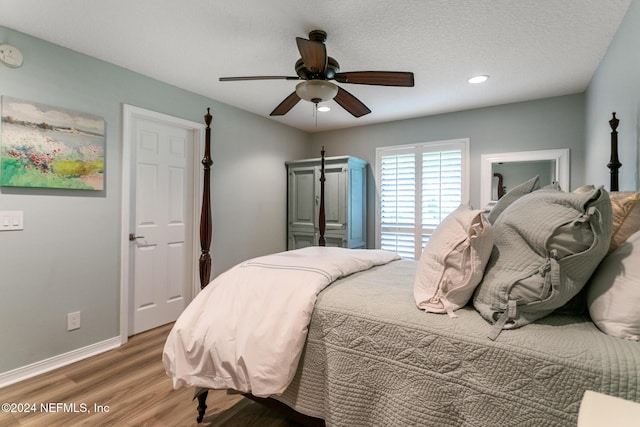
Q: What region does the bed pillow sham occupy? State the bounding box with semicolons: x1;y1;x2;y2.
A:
608;191;640;253
473;186;612;340
486;175;540;224
414;204;494;317
587;229;640;340
556;189;640;315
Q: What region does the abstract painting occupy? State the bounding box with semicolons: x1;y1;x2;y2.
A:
1;96;105;190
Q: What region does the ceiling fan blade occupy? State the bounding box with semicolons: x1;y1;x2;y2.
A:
296;37;327;74
270;91;301;116
334;71;415;87
220;76;300;82
334;87;371;118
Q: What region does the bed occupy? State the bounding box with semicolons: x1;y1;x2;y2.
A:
162;111;640;426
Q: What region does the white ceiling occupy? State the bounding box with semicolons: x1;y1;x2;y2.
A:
0;0;632;133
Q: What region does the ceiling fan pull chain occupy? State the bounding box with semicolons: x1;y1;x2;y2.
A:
314;103;318;127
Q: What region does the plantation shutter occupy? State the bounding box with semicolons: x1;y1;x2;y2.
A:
377;140;467;259
379;151;416;259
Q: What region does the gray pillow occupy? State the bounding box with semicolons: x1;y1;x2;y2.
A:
487;175;540;224
473;186;612;340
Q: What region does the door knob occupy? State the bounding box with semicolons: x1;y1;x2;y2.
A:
129;233;144;241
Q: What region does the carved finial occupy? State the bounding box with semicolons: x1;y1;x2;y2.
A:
609;112;619;131
204;108;212;127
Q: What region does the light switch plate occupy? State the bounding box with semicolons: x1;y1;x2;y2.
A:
0;211;24;231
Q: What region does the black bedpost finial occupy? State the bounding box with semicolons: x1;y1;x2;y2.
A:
607;112;621;192
204;108;212;127
609;112;619;131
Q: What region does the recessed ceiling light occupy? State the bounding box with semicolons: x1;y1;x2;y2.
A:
468;75;489;84
317;105;331;112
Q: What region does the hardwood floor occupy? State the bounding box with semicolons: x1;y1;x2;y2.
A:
0;323;303;427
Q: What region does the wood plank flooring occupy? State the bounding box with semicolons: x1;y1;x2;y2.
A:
0;323;302;427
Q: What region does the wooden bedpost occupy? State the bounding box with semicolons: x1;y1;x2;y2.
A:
318;146;326;246
199;108;213;289
608;112;621;192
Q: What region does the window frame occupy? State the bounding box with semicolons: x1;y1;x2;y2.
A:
374;138;470;258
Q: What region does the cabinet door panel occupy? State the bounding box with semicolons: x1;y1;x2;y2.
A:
323;234;346;247
288;229;316;250
322;165;347;231
288;166;317;228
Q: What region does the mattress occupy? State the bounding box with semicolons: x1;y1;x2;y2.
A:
275;260;640;427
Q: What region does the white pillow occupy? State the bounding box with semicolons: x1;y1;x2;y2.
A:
587;229;640;340
414;204;494;317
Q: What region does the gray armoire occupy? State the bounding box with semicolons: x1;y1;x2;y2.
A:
286;156;367;249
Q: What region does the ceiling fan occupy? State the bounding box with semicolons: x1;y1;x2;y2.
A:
219;30;415;118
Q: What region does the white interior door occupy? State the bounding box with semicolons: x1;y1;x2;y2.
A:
128;113;195;335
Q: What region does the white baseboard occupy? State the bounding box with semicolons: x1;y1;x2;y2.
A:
0;336;120;389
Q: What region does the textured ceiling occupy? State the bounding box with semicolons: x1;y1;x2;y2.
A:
0;0;632;132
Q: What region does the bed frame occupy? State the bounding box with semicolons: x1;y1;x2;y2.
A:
194;108;327;425
191;109;621;424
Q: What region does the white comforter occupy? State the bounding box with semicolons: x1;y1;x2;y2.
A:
162;246;399;397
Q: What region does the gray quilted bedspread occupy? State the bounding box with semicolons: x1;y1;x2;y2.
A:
275;260;640;427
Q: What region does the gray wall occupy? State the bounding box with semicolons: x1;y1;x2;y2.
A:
0;26;308;374
585;0;640;191
309;94;586;247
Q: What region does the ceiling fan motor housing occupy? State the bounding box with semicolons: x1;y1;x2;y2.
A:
308;30;327;42
295;57;339;80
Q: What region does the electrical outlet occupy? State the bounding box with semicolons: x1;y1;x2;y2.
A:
67;311;81;331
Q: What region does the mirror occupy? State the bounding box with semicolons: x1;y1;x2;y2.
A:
480;148;570;208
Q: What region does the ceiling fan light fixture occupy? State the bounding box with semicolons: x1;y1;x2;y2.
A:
468;75;489;84
296;80;339;103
